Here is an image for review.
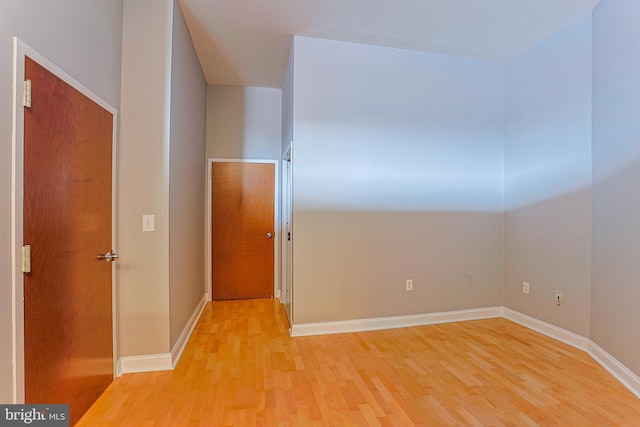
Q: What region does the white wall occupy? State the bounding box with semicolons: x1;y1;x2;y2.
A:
0;0;123;403
168;1;207;349
206;85;282;160
503;15;593;337
290;37;504;324
592;0;640;375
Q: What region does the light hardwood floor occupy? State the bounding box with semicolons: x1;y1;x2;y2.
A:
78;299;640;426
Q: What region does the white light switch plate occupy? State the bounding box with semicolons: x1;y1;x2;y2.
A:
143;214;155;232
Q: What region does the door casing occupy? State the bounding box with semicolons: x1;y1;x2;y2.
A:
10;37;119;403
281;144;293;324
206;158;280;302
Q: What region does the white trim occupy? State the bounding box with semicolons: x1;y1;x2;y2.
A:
117;354;173;375
291;307;502;337
206;160;212;302
206;159;280;300
502;308;640;398
170;295;207;368
588;341;640;399
11;36;25;405
501;307;590;351
11;38;119;404
280;143;293;323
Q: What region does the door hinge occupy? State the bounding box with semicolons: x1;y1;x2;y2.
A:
23;79;32;108
22;245;31;273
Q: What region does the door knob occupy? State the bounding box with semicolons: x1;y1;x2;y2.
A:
266;232;273;239
97;251;119;262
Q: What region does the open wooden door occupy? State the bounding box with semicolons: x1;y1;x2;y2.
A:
211;162;275;300
23;56;115;425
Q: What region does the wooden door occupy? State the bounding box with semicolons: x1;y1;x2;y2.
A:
23;56;114;425
212;162;275;300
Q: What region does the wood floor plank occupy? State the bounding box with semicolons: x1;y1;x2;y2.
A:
78;299;640;426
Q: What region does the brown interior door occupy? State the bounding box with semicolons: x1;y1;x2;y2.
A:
23;56;114;425
212;162;275;300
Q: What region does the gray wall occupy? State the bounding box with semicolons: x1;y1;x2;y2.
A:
503;15;593;336
168;0;207;349
592;0;640;375
206;85;282;160
0;0;124;403
282;44;295;155
290;37;505;324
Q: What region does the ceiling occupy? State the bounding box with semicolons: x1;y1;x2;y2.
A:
179;0;600;88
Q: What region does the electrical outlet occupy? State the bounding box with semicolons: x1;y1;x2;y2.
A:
405;279;413;291
555;290;563;306
522;281;530;295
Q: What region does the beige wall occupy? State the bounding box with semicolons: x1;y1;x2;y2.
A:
503;16;592;337
119;0;208;357
0;0;124;403
168;0;207;348
118;0;173;356
290;37;505;324
592;0;640;375
294;212;504;323
504;191;592;336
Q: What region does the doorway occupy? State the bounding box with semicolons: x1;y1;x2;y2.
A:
208;160;279;300
11;39;118;422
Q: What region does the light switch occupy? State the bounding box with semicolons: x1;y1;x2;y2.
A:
143;214;155;232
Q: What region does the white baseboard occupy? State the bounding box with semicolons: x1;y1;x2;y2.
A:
114;301;640;400
117;353;172;375
589;341;640;399
117;294;208;375
290;306;502;337
291;306;640;398
501;307;590;351
502;307;640;399
171;294;208;368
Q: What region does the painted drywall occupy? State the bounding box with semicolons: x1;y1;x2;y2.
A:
290;37;504;324
503;15;592;337
295;212;504;323
0;0;123;403
168;1;207;349
592;0;640;375
206;85;282;160
282;43;295;155
118;0;173;356
292;38;504;213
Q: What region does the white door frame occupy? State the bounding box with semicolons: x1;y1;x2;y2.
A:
11;38;119;403
206;158;280;302
281;143;293;322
